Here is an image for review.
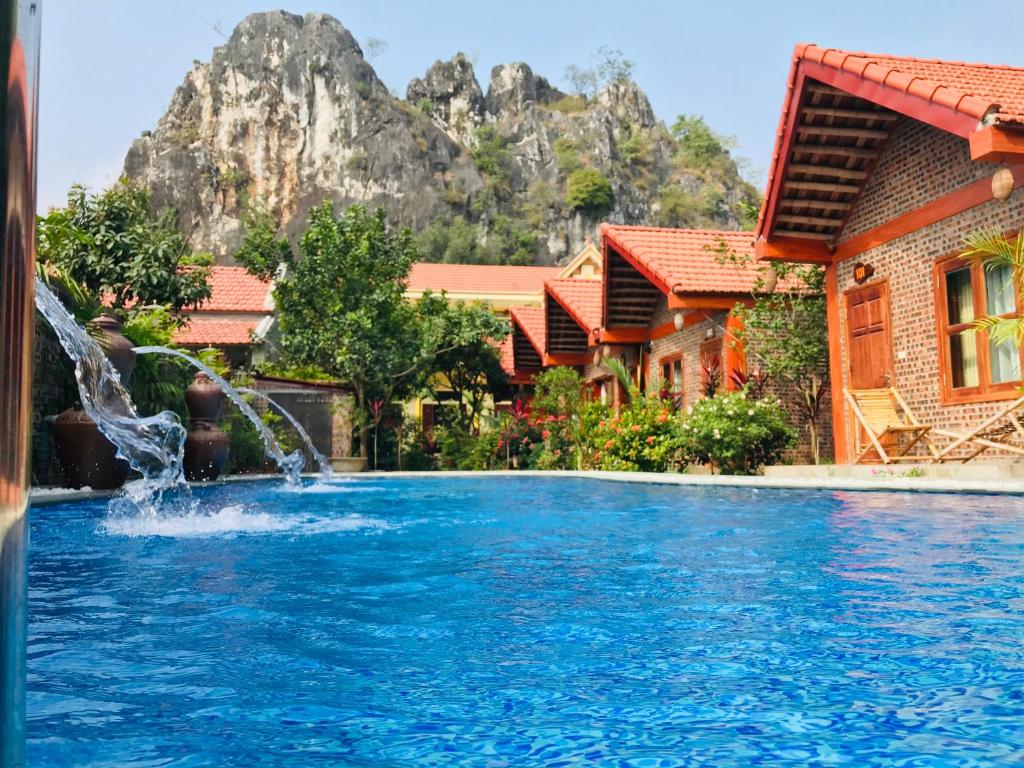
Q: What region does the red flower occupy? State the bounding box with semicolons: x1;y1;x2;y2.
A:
645;436;655;444
541;430;551;439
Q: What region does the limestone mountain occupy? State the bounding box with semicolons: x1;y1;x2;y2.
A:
124;10;759;266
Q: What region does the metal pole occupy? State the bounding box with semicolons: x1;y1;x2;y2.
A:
0;1;40;766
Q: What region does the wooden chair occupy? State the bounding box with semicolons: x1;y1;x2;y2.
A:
933;395;1024;463
845;387;938;464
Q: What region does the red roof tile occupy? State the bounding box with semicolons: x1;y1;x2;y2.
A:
197;266;273;312
173;318;258;347
545;278;602;333
756;45;1024;237
497;334;516;377
601;225;769;294
407;263;561;294
796;45;1024;126
509;305;546;357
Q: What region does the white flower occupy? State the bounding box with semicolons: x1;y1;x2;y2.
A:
713;429;721;439
727;410;735;416
748;409;754;416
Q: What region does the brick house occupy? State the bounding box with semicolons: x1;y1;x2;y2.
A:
174;266;274;367
755;45;1024;463
588;224;831;462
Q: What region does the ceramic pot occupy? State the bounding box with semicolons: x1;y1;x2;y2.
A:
183;421;229;481
52;408;130;489
184;372;224;421
89;313;136;382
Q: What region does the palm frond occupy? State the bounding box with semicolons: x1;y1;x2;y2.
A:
973;314;1024;348
602;357;636;400
961;228;1024;272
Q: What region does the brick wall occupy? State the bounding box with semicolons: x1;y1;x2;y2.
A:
833;119;1024;458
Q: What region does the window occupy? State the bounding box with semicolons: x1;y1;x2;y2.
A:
936;256;1022;402
658;354;683;395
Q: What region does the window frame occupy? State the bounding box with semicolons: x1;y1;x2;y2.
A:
934;253;1023;404
658;353;683;396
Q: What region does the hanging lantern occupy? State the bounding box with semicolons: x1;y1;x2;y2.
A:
673;311;685;331
992;167;1015;201
763;267;779;294
592;349;602;367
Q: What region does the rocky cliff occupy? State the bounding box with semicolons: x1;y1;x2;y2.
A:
124;11;759;265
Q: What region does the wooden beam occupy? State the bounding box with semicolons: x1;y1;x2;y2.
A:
780;199;852;212
755;236;833;264
773;229;834;240
796;125;890;140
832;163;1024;262
784;180;860;194
792;144;878;159
776;213;844;227
543;353;588;367
801;107;898;122
667;294;745;310
969;125;1024;163
805;83;844;96
788;164;868;180
598;328;649;343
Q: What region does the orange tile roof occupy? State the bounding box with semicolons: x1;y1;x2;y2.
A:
796;44;1024;126
545;278;602;333
497;334;516;377
197;266;273;312
756;45;1024;237
601;225;768;294
407;262;561;294
509;305;546;357
173;318;258;347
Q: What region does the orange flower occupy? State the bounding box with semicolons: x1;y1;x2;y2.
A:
604;439;615;449
631;424;642;432
656;411;669;423
645;436;655;444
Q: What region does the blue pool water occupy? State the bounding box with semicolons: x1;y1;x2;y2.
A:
27;477;1024;766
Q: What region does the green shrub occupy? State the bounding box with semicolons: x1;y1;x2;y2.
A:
565;168;614;215
547;94;588;113
434;424;501;470
671;114;734;168
677;391;795;475
585;396;683;472
471;125;512;183
553;137;582;173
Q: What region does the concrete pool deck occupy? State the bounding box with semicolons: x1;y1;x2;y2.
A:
27;464;1024;505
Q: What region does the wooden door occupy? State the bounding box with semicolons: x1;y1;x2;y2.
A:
846;282;892;390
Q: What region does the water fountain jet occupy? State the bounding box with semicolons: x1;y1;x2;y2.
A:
132;346;304;484
237;387;333;479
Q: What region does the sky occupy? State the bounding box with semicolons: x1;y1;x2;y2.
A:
38;0;1024;213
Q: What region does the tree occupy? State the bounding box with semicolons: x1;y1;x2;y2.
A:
715;240;829;464
234;204;293;280
670;114;735;167
268;203;424;461
565;168;615;215
417;293;510;433
563;46;635;98
37;179;212;315
960;228;1024;345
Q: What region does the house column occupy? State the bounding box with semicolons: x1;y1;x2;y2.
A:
824;262;847;463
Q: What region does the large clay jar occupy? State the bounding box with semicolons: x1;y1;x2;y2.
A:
90;313;136;382
183;421;230;481
53;315;138;489
53;408;130;489
183;372;229;481
184;372;224;421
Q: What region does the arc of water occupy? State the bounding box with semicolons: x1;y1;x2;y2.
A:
237;387;333;479
132;346;304;484
34;278;187;513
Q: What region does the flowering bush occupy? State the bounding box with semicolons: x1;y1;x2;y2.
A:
495;400;543;468
677;391;795;475
583;396;683;472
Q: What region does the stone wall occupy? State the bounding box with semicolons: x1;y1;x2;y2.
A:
31;315;77;486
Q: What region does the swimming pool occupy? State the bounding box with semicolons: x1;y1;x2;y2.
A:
27;476;1024;765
